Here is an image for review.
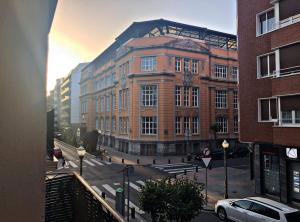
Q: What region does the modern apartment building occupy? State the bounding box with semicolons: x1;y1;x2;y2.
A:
80;19;238;155
238;0;300;204
61;63;88;130
53;78;63;131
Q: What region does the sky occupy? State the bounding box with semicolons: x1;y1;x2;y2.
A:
47;0;236;93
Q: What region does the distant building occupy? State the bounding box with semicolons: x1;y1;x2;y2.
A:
238;0;300;203
47;89;54;111
60;63;88;131
53;78;63;131
80;19;238;156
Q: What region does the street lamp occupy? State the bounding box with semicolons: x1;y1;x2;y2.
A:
77;145;86;176
222;139;229;199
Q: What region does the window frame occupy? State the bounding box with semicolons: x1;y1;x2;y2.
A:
214;64;228;79
184;87;190;107
175;57;182;72
216;116;228;133
192;87;199;107
192;59;199;74
141;85;157;107
175;86;181;106
256;7;276;36
258;97;278;122
184;58;190;72
192;116;199;134
141;56;157;72
175;116;181;135
257;52;277;78
215;90;227;109
141;116;157;135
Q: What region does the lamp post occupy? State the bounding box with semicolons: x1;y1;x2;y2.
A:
77;146;86;176
222;139;229;199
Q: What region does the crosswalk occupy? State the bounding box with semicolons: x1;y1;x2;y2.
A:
57;158;113;170
151;162;200;175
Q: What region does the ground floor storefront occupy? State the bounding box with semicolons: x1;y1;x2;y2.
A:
252;143;300;204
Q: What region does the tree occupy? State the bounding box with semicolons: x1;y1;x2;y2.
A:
139;178;204;222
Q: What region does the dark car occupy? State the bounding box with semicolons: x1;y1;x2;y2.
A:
53;147;62;159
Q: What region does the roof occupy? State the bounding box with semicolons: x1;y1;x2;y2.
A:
83;19;237;72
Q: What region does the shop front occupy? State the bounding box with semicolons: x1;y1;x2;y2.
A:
287;148;300;203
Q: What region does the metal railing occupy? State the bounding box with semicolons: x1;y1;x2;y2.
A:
274;65;300;77
45;172;125;222
278;13;300;29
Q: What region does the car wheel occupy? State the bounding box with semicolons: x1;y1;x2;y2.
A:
217;207;227;221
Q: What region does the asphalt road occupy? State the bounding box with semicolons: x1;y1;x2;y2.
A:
54;141;247;222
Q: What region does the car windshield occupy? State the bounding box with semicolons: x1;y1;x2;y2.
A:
285;211;300;222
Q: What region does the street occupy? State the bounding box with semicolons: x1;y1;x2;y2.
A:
53;140;251;221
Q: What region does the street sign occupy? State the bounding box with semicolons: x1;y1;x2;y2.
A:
203;148;211;157
202;157;212;168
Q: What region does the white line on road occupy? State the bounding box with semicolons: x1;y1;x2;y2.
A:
114;182;120;186
68;161;78;168
92;185;103;194
125;198;145;214
163;166;197;172
167;168;197;174
104;161;112;165
102;184;116;196
125;182;141;192
136;180;145;186
152;163;190;168
90;159;104;166
83;159;96;166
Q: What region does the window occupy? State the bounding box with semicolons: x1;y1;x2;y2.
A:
192;87;199;107
112;117;116;131
257;9;275;35
216;116;228;133
175;117;181;134
215;65;227;79
233;200;252;210
184;116;190;133
233;91;238;109
119;117;123;132
263;154;280;195
141;85;157;106
141;56;156;72
95;118;99;130
215;90;227;109
258;53;276;78
175;86;181;106
95;99;99;113
100;96;105;112
192;60;198;74
112;93;116;113
232;67;238;80
106;95;110;112
175;57;181;72
279;43;300;76
280;95;300;125
250;203;280;220
105;117;109;131
81;85;88;95
234;115;238;133
118;90;122;110
192;116;199;134
141;117;157;135
81;101;88;113
124;89;129;109
184;87;190;107
184;58;190;72
259;98;277;121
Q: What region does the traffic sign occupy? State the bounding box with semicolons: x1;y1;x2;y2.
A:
202;157;212;168
203;148;211;157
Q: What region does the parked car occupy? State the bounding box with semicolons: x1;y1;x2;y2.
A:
215;197;300;222
53;147;62;159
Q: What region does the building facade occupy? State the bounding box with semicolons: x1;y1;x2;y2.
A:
61;63;88;131
53;78;63;131
80;19;238;155
238;0;300;204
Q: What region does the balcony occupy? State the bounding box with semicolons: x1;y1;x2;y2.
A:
61;95;70;103
278;13;300;29
274;65;300;77
46;172;124;222
61;87;70;96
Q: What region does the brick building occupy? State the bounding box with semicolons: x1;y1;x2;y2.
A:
238;0;300;203
80;19;238;155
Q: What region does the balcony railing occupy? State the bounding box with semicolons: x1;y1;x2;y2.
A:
274;65;300;77
45;172;125;222
278;13;300;29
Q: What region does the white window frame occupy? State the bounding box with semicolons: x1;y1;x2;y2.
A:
106;95;110;112
192;59;198;74
175;116;181;135
184;87;190;107
233;91;238;109
95;118;99;130
141;116;157;135
257;51;278;78
215;90;227;109
141;56;156;72
192;116;199;134
184;58;190;72
232;67;238;80
141;85;157;106
100;96;105;112
216;116;228;133
183;116;190;133
192;87;199;107
175;86;181;106
234;115;238;133
278;95;300;127
256;7;276;36
175;57;181;72
215;64;228;79
257;97;278;122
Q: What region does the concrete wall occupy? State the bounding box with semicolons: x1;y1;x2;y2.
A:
0;1;56;221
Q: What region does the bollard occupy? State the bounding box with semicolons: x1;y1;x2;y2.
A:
181;157;184;163
109;157;112;162
168;159;171;164
153;159;156;164
184;169;187;175
174;173;177;178
196;166;199;172
122;158;124;163
101;192;106;199
131;207;135;219
137;159;140;164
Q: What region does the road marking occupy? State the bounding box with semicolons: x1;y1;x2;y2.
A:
92;186;103;194
114;182;120;186
68;161;78;168
104;161;112;165
167;168;197;174
125;182;141;192
163;166;197;172
90;159;104;166
125;198;145;214
83;159;96;166
152;163;190;168
136;180;145;186
102;184;116;196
